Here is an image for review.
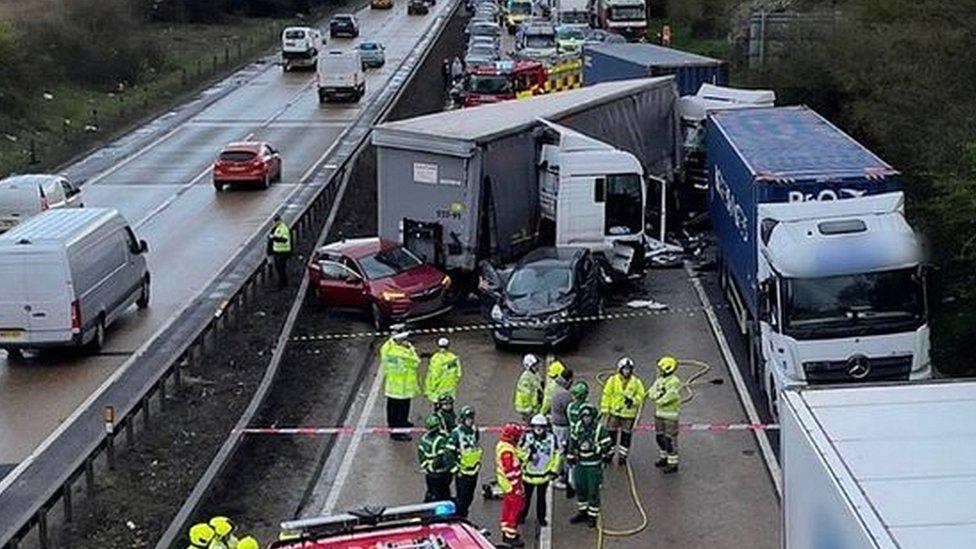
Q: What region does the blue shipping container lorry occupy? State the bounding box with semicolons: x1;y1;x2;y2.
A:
707;105;931;415
582;43;727;95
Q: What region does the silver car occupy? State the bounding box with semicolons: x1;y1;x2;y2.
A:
358;41;386;68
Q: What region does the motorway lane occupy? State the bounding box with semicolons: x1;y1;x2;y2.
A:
321;269;780;548
0;0;456;465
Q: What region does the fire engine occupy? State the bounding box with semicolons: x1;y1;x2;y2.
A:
457;58;582;107
458;60;547;107
271;502;495;549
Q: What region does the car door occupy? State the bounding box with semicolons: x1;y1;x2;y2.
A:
60;178;84;208
317;259;367;309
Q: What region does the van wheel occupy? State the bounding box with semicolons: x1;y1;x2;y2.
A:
137;277;150;309
88;318;106;353
3;348;23;361
371;303;389;331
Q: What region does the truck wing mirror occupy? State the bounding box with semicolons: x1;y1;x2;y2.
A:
139;240;149;254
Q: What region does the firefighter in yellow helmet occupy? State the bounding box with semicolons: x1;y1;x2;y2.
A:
187;523;215;549
539;360;565;415
648;355;683;473
237;537;259;549
209;516;239;548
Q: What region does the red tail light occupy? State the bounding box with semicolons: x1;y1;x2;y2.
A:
70;300;82;334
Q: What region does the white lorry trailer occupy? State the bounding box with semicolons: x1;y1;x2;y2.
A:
782;380;976;549
708;106;931;418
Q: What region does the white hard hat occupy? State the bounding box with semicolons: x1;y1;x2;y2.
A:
530;414;549;428
437;337;450;348
522;353;540;369
617;357;635;372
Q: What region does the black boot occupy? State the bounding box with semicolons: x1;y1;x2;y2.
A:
569;510;589;524
662;463;679;474
654;456;668;468
566;486;576;499
617;454;628;466
587;515;598;529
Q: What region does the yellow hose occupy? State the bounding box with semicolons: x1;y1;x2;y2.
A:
590;359;711;548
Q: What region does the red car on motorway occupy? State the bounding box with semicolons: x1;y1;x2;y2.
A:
212;141;282;190
272;502;494;549
308;237;452;328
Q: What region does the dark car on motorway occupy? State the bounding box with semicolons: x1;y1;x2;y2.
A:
408;0;429;14
329;14;360;38
308;237;453;329
480;247;604;349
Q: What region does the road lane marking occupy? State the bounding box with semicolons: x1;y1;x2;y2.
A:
86;125;184;186
685;263;782;497
238;422;780;436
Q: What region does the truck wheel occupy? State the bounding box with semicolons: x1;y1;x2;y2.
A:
137;276;150;309
747;325;760;380
88;318;106;353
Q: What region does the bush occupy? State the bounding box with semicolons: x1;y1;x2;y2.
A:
25;0;165;87
0;24;31;127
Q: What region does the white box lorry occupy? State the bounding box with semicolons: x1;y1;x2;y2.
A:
782;380;976;549
0;208;150;356
317;50;365;103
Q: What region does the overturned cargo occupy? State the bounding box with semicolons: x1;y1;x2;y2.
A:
372;77;680;272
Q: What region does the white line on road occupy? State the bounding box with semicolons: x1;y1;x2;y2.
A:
85;125;184;186
685;263;782;497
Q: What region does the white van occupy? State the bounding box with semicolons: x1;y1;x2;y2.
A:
281;26;325;71
0;208;150;356
0;174;83;234
317;50;366;103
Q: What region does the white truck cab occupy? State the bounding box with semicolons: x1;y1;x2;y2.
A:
317;50;366;103
537;121;647;278
281;26;324;71
754;193;931;417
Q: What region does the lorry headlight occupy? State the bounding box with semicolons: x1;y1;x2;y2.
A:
491;304;504;321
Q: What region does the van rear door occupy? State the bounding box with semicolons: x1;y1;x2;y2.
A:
24;251;73;342
0;258;30;344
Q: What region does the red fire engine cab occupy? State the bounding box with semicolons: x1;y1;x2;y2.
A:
459;59;546;107
271;502;495;549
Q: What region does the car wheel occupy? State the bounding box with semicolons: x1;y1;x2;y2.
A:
214;181;224;192
137;277;151;309
87;317;106;353
492;336;508;351
371;303;389;331
262;172;271;189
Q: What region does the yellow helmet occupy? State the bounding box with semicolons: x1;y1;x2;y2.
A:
657;355;678;375
189;523;215;547
547;360;565;379
238;536;260;549
209;516;234;538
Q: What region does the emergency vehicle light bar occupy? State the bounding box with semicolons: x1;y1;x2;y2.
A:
279;501;456;536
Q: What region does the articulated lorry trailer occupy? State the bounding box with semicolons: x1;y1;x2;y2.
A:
782;380;976;549
372;77;680;278
708;106;931;417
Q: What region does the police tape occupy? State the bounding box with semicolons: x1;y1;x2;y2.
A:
238;422;778;436
291;303;727;343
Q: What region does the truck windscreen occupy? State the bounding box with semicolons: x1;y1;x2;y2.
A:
784;268;925;337
510;3;531;15
468;74;512;94
604;174;643;236
608;6;645;21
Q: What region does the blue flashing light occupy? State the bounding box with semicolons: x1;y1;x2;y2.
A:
433;501;456;517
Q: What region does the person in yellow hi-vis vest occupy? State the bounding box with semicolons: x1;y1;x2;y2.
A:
381;326;420;442
540;360;565;415
451;405;483;518
267;214;293;290
496;423;526;547
600;357;646;466
649;355;683;473
514;354;543;423
425;337;462;404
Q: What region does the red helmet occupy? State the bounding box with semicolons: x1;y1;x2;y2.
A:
501;422;523;443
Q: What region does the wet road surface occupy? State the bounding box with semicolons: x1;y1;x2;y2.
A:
0;0;456;466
